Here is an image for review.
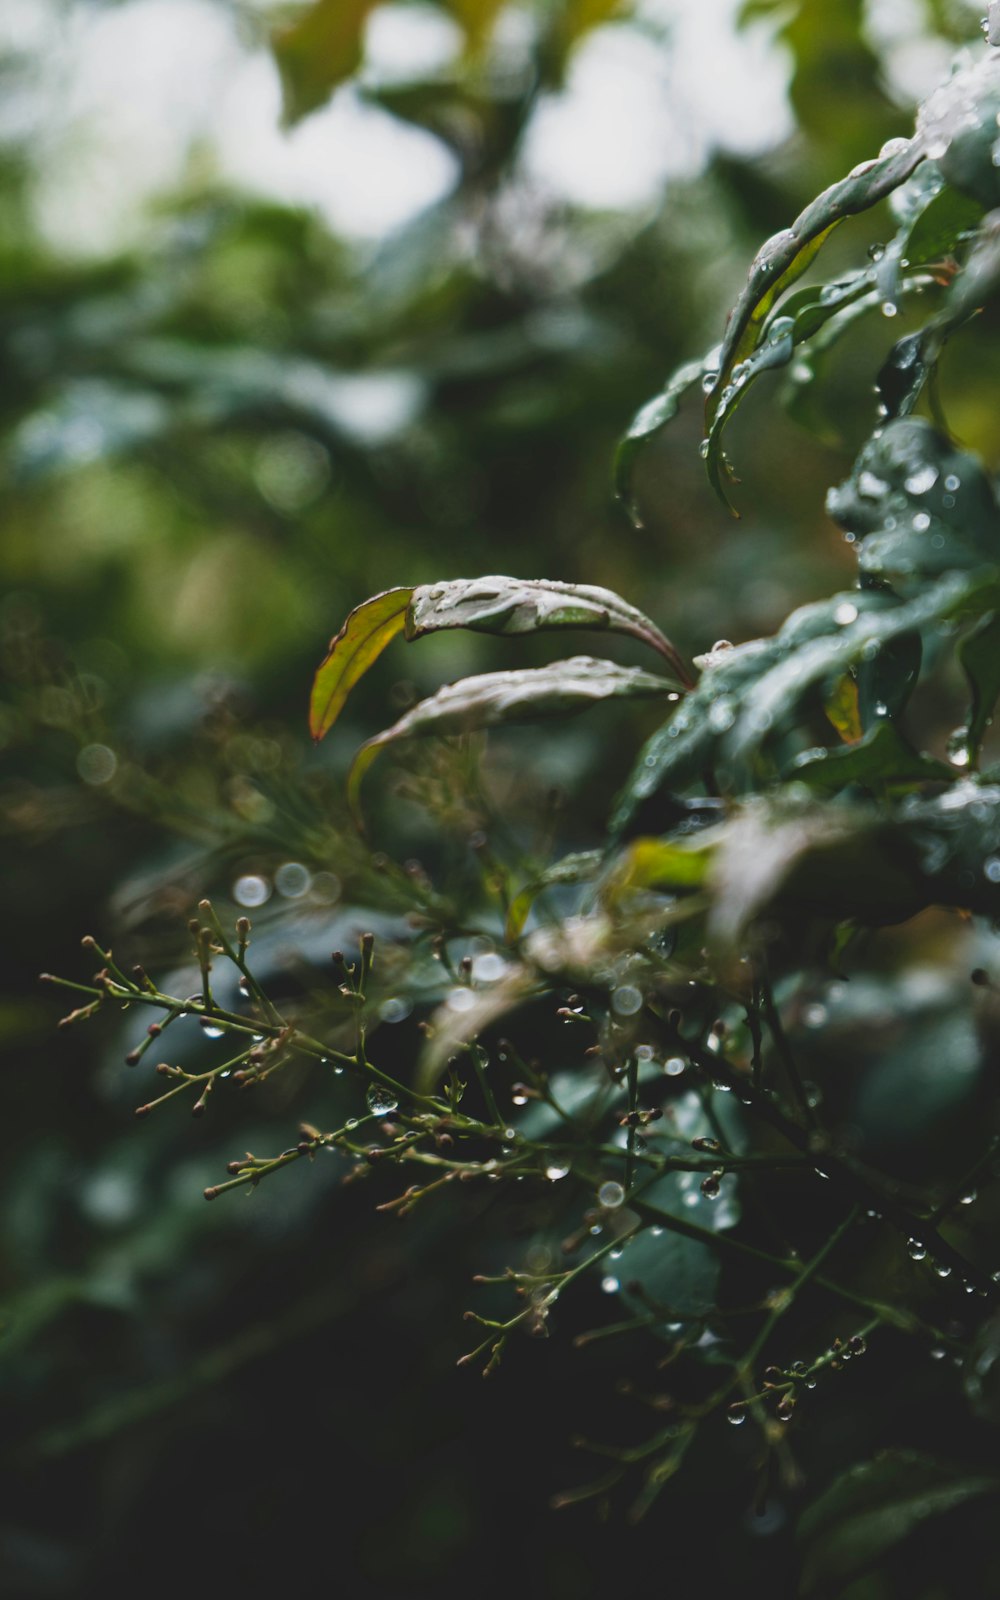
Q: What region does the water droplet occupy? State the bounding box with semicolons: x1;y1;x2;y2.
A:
881;301;898;318
233;874;271;908
665;1057;686;1077
472;951;507;983
708;696;737;732
961;1189;978;1205
905;464;938;495
775;1395;796;1422
833;603;858;626
345;1117;359;1130
598;1180;626;1209
933;1262;952;1278
601;1276;620;1295
701;371;719;393
366;1084;398;1117
612;985;642;1017
275;861;312;898
912;511;931;532
544;1161;570;1182
868;242;885;263
446;987;477;1013
699;439;710;459
727;1405;747;1426
908;1239;928;1261
379;997;411;1024
200;1019;225;1039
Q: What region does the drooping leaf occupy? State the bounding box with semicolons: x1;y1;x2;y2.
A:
959;609;1000;764
405;576;691;681
614;353;716;527
706;137;925;428
797;1452;999;1597
272;0;380;126
348;657;681;825
309;589;413;741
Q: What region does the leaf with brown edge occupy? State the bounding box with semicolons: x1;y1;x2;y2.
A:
309;588;413;742
346;656;681;827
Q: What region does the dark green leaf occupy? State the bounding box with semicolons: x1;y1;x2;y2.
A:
959;610;1000;764
790;719;951;791
797;1451;999;1597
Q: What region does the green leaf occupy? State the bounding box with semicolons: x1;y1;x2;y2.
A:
309;588;413;741
790;720;951;792
797;1452;999;1597
348;657;681;825
827;419;1000;588
959;610;1000;764
271;0;380;126
918;52;1000;209
707;138;924;432
406;576;691;682
614;354;714;527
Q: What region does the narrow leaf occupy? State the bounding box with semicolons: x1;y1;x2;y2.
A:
309;588;413;741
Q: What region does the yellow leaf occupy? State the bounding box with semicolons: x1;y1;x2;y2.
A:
308;588;413;742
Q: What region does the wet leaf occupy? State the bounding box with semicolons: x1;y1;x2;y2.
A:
790;720;952;792
826;418;1000;588
614;354;714;526
348;657;681;825
707;138;924;429
798;1452;999;1597
406;576;691;681
309;589;413;741
958;610;1000;763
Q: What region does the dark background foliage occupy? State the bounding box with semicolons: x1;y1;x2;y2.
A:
3;2;999;1595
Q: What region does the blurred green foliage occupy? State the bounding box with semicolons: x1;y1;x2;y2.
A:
4;1;1000;1596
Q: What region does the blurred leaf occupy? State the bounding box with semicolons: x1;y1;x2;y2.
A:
797;1451;999;1597
272;0;380;126
959;609;1000;763
309;588;413;741
504;849;603;942
349;657;681;823
790;720;951;791
825;674;862;743
614;354;713;527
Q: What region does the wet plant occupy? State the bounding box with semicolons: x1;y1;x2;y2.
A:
45;14;1000;1568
